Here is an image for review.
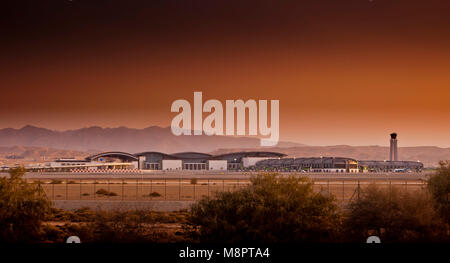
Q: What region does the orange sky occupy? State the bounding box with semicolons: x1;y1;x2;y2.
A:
1;1;449;147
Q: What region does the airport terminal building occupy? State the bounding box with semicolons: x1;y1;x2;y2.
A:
255;157;360;173
25;151;422;173
21;133;423;173
27;151;288;172
358;160;423;172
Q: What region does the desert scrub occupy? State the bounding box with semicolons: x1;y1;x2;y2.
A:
95;188;118;196
149;192;161;197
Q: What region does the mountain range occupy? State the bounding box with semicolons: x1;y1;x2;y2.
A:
0;125;302;153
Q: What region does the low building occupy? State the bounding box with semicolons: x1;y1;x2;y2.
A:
208;160;228;170
358;160;423;172
134;151;286;171
210;151;287;170
255;157;359;173
20;149;424;173
161;160;183;170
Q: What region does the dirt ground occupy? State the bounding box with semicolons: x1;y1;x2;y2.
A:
30;178;427;204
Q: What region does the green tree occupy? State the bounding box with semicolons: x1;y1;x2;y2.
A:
186;173;342;242
427;161;450;224
0;167;51;242
344;184;447;242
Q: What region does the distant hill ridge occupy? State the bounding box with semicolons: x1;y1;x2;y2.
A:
0;125;303;153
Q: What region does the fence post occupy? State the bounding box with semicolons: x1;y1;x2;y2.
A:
357;180;360;200
208;179;210;198
52;182;54;200
65;179;68;200
121;179;124;201
342;181;345;203
327;180;330;194
136;179;138;200
94;180;96;200
179;178;181;200
389;180;392;201
193;181;196;201
223;180;225;192
38;179;41;198
79;179;82;199
405;180;407;191
165;179;167;200
107;179;110;200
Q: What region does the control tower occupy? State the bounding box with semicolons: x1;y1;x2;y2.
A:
389;133;398;161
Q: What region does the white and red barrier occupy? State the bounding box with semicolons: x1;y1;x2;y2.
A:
71;168;142;174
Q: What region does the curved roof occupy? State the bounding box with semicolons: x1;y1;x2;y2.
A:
134;152;178;160
256;157;358;167
86;151;138;162
87;151;287;162
211;151;286;159
171;152;213;159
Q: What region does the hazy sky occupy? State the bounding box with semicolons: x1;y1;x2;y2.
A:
1;0;450;147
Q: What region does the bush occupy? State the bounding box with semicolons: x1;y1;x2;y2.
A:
427;161;450;224
46;208;188;225
47;207;97;222
42;210;190;243
95;189;118;196
95;189;109;195
0;167;52;242
344;184;447;242
149;192;161;197
186;173;342;243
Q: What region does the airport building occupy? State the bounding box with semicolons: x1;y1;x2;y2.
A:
358;160;423;172
253;133;423;173
210;151;287;170
24;151;286;172
255;157;359;173
19;133;423;173
357;133;423;172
